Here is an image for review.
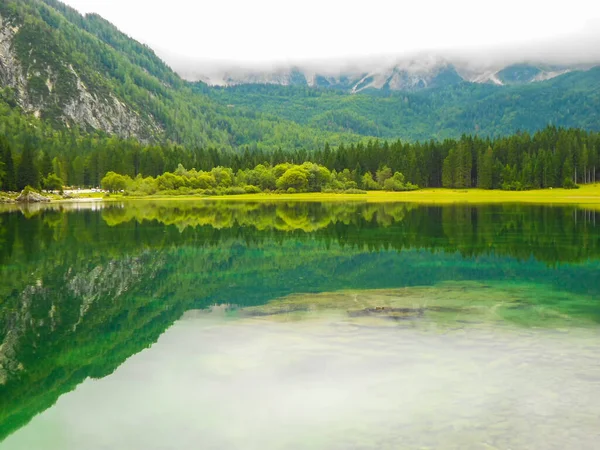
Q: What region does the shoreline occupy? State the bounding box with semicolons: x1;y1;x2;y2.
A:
1;185;600;208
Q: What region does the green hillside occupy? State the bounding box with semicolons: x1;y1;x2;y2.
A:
207;67;600;141
0;0;360;151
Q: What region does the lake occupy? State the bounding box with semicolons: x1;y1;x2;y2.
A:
1;201;599;449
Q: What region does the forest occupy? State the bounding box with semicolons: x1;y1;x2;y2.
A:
2;0;600;170
1;125;598;194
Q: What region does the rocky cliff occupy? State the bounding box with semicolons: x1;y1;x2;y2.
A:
0;12;158;140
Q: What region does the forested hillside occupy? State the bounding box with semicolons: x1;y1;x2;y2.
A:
206;67;600;141
0;0;359;150
0;0;599;192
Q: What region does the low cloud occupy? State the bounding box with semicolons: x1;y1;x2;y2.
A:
161;25;600;83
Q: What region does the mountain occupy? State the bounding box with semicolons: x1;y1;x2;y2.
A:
0;1;164;139
0;0;599;152
206;66;600;140
186;57;592;93
190;57;467;93
0;0;359;150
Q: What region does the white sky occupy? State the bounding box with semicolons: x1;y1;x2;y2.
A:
61;0;600;68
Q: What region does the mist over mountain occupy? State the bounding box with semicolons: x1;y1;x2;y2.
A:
184;58;595;93
0;0;599;148
177;49;600;93
172;24;600;92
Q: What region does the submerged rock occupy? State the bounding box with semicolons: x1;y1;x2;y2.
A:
16;190;50;203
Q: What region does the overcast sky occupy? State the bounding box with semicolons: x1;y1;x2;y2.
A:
61;0;600;70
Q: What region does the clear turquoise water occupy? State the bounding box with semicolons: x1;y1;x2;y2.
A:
1;202;599;449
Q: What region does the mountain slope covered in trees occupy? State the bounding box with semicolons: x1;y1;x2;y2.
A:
206;66;600;141
0;0;359;150
0;0;599;192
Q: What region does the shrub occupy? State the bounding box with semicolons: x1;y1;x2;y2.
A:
362;172;380;190
276;167;309;192
501;181;527;191
224;187;246;195
189;172;217;189
22;185;37;195
101;172;131;193
243;184;261;193
42;174;64;192
383;172;418;191
177;186;193;195
156;172;186;191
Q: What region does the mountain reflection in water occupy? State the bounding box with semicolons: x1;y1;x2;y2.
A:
1;201;599;448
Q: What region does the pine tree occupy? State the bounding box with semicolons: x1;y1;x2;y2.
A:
40;151;53;178
353;163;362;188
477;147;494;189
17;145;39;190
0;137;16;191
562;156;574;187
442;150;456;188
455;143;472;188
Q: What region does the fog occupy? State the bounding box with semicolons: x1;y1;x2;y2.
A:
168;25;600;82
60;0;600;82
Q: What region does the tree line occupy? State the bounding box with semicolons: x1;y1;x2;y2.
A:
100;162;417;196
1;125;599;193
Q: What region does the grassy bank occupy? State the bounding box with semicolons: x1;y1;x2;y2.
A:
108;185;600;206
2;185;600;208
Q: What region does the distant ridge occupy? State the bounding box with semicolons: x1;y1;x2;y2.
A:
183;56;597;93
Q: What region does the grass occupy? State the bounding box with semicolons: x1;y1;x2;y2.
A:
205;186;600;205
106;185;600;207
2;185;600;208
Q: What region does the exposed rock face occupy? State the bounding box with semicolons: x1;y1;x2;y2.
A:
62;65;154;139
16;190;50;203
0;13;159;140
0;19;27;101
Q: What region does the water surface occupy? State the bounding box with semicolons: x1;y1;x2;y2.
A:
1;201;599;449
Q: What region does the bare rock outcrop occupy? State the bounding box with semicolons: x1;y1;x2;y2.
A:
0;13;159;141
16;190;50;203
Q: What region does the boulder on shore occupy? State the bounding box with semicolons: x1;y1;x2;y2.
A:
0;196;14;204
16;190;50;203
